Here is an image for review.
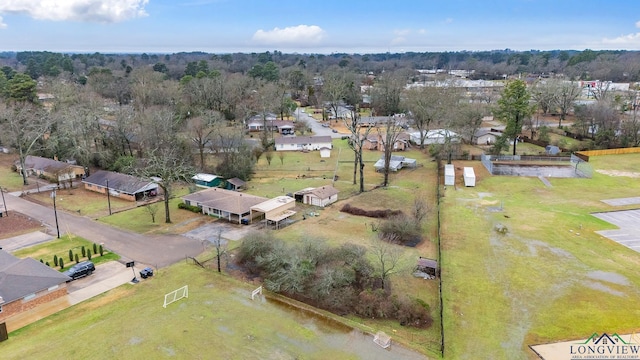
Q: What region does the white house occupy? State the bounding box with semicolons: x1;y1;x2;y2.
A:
294;186;339;207
409;129;459;146
473;128;502;145
275;136;333;151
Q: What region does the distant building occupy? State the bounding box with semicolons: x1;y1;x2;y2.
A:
275;136;332;151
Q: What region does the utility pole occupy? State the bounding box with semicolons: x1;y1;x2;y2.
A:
51;189;60;238
106;179;112;215
0;186;7;217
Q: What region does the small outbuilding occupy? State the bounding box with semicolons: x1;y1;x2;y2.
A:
295;185;339;207
414;257;438;279
444;164;455;186
225;177;246;191
192;173;222;188
463;167;476;187
319;147;331;158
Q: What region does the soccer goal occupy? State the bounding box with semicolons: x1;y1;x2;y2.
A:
163;285;188;308
251;286;262;300
373;331;391;349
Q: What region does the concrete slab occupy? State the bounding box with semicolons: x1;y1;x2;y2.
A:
593;209;640;253
601;196;640;206
0;231;53;252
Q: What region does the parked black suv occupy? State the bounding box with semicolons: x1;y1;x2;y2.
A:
63;261;95;281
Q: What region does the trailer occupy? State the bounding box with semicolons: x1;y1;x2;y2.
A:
444;164;455;186
463;167;476;187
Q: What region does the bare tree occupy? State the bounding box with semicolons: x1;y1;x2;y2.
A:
144;200;160;223
378;117;404;187
403;85;459;148
371;235;403;290
212;228;227;273
0;103;54;185
554;81;582;128
322;67;350;121
188;110;221;170
278;151;285;165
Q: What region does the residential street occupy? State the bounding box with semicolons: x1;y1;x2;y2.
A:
4;193;204;268
295;108;345;139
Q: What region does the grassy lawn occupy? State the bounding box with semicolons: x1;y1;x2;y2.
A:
12;234;119;271
98;185;202;234
26;186;134;217
1;261;426;360
441;156;640;359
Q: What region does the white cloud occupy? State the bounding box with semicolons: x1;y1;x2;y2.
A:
602;32;640;46
0;16;6;29
444;17;453;24
394;29;411;37
0;0;148;25
252;25;325;45
636;20;640;28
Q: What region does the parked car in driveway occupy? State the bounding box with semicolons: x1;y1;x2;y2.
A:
63;261;95;281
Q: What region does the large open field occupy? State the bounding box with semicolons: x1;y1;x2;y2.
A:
441;153;640;359
0;261;429;360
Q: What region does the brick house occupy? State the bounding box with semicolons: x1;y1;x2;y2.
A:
0;250;71;324
15;156;85;184
82;170;158;202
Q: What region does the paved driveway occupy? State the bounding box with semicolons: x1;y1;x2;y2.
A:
4;193;203;268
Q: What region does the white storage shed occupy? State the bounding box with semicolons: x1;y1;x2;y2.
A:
444;164;455;186
463;167;476;187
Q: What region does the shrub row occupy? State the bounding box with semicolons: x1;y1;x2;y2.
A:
340;203;403;219
178;202;201;213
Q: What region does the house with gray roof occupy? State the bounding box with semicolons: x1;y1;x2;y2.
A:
82;170;158;202
275;136;332;151
0;250;71;324
15;156;85;184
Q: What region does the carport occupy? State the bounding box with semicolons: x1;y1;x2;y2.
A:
250;196;296;229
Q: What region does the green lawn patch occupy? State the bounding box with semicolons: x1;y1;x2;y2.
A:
12;234;119;270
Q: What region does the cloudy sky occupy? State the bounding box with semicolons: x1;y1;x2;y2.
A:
0;0;638;54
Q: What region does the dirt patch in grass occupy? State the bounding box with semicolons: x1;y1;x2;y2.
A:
596;169;640;178
0;211;45;239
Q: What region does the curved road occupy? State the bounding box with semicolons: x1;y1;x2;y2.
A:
4;193;203;268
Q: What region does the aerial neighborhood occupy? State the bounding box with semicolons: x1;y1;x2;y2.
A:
1;44;640;360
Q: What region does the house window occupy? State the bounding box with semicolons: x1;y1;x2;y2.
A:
0;305;3;313
24;293;36;301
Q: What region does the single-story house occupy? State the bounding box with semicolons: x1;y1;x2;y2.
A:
473;128;502;145
181;187;268;224
0;250;71;325
246;113;293;133
192;173;223;188
275;136;333;151
225;177;246;191
15;156;85;183
294;186;339;207
362;133;411;152
250;196;296;229
82;170;158;202
409;129;459;146
373;155;417;172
